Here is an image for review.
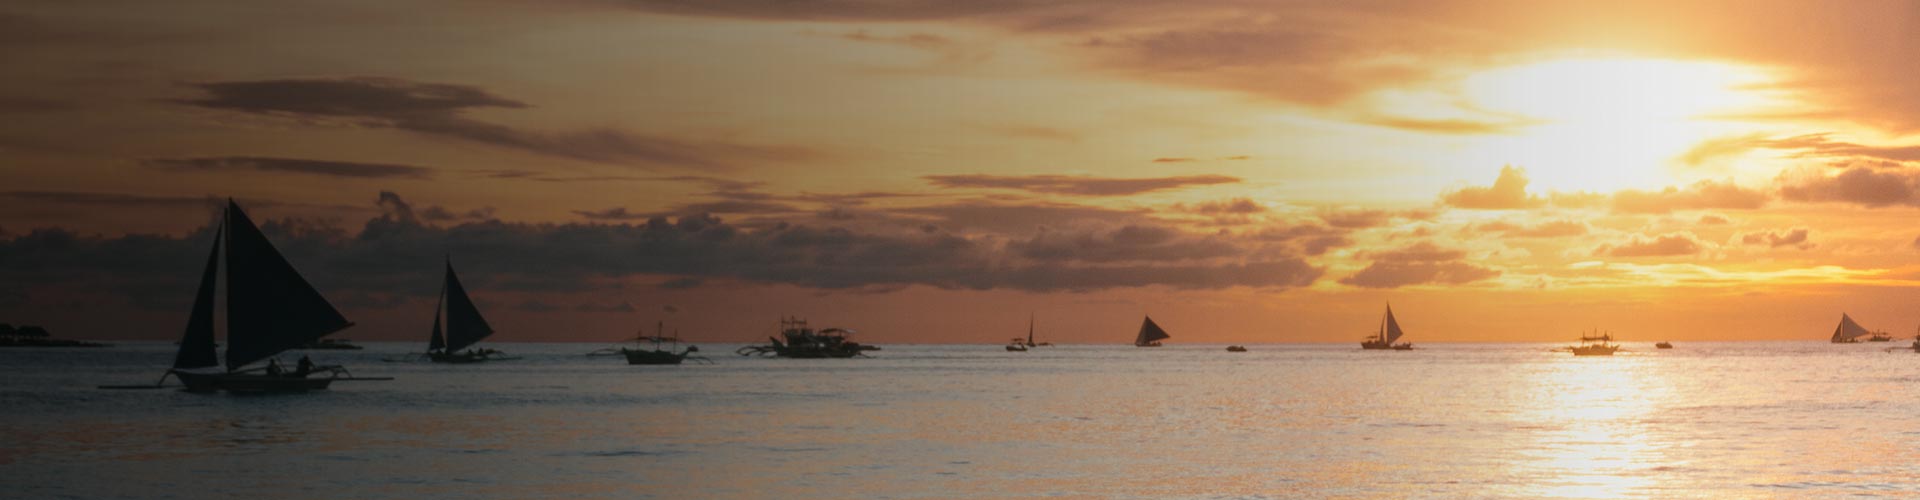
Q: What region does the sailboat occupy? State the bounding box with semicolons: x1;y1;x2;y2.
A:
425;259;512;363
621;321;704;365
1361;303;1414;350
1007;314;1035;352
1831;313;1877;344
105;200;388;393
1135;315;1170;347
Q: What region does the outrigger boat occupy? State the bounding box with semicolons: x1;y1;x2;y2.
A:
1360;303;1413;350
100;200;389;392
1654;341;1673;349
1830;313;1883;344
1135;315;1170;347
736;317;879;358
1564;331;1620;356
613;321;708;365
1226;345;1248;352
420;259;514;363
299;338;364;350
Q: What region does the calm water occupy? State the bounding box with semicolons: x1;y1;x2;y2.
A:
5;341;1920;499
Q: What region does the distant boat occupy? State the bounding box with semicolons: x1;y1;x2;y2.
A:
1868;332;1893;342
1226;345;1248;352
1654;341;1673;349
621;321;705;365
1360;303;1413;350
299;338;363;350
1567;331;1620;356
424;260;513;363
1135;315;1170;347
735;317;878;358
0;324;108;348
1831;313;1882;344
105;200;388;392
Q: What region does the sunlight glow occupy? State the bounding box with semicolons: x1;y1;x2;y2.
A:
1458;57;1782;192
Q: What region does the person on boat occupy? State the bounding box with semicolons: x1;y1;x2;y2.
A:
266;359;283;376
294;355;314;377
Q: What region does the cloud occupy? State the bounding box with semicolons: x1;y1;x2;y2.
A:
1152;157;1196;163
1338;242;1499;288
1698;214;1730;225
143;156;434;179
1777;164;1920;207
0;193;1327;308
1595;233;1703;258
982;124;1080;142
174;77;814;169
1740;228;1812;250
1440;166;1545;209
1610;179;1768;214
1179;198;1265;215
923;173;1240;196
1472;220;1587;238
1009;224;1239;263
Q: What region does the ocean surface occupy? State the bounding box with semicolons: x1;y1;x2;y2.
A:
5;341;1920;499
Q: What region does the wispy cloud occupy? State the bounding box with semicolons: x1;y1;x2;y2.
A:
144;156;434;179
923;173;1239;196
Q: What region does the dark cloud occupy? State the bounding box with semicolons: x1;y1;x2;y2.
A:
1610;180;1768;214
174;77;814;169
1180;198;1265;215
144;156;434;179
1740;228;1812;250
1338;242;1499;288
1777;165;1920;207
1009;224;1239;263
923;173;1240;196
1595;233;1703;258
1152;157;1196;163
1440;166;1545;209
0;193;1326;310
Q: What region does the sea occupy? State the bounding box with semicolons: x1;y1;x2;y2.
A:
4;341;1920;499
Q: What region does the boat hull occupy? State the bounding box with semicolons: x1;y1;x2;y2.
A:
1570;346;1618;356
170;370;334;393
1005;345;1027;352
623;349;687;365
429;350;510;363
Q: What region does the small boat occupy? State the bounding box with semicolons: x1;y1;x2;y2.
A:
299;338;363;350
1654;341;1673;349
1567;331;1620;356
1226;345;1248;352
1135;315;1170;347
735;317;878;358
619;321;706;365
1007;314;1039;352
0;324;108;348
422;259;515;363
102;200;389;392
1831;313;1881;344
1360;303;1413;350
1868;332;1893;342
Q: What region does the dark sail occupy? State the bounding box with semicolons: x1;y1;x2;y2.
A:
441;262;494;353
428;276;446;352
1136;316;1171;346
171;223;223;369
223;201;353;371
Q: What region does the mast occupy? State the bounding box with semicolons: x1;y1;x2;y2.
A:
222;200;353;371
1027;313;1035;347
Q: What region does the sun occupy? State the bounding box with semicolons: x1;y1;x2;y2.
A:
1453;57;1783;193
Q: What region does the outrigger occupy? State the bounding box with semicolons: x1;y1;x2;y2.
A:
736;317;879;358
390;259;518;363
99;200;390;392
592;321;709;365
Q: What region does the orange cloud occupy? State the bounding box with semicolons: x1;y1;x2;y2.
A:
1440;166;1545;210
1595;233;1704;258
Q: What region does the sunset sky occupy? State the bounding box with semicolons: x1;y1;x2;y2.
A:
5;1;1920;344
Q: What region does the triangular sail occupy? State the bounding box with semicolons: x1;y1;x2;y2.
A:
1833;313;1871;341
1136;316;1171;345
223;201;353;371
1382;305;1405;344
441;262;494;353
172;223;223;369
427;280;446;352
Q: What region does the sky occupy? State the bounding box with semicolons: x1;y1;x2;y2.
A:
4;0;1920;345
